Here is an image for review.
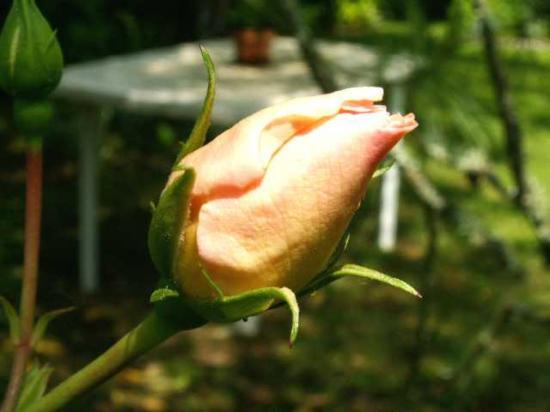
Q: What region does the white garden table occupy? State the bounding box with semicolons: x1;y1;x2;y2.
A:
54;36;414;293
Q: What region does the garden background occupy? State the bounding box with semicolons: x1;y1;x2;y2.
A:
2;0;550;410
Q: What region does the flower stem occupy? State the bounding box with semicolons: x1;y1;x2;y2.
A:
26;312;181;412
1;145;43;412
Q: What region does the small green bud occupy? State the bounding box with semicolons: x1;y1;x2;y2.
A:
0;0;63;98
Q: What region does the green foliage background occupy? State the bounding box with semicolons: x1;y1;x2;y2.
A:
1;0;550;411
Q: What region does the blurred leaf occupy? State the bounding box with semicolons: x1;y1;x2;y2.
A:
156;122;176;147
0;296;20;344
31;307;75;347
174;46;216;165
15;362;52;411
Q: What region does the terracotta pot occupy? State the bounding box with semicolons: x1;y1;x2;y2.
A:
233;28;275;64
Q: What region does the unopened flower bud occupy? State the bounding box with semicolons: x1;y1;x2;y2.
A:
171;87;417;298
0;0;63;98
149;82;420;343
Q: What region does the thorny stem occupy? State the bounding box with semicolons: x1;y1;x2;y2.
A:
1;146;44;412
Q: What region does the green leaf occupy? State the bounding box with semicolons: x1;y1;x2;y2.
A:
15;362;52;411
331;264;422;297
150;285;180;303
372;158;395;179
148;168;196;278
299;264;421;299
0;296;20;344
191;287;300;345
173;46;216;165
31;307;75;346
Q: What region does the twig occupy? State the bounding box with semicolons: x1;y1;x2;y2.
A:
476;0;526;203
393;146;523;275
1;146;44;412
476;0;550;264
279;0;338;93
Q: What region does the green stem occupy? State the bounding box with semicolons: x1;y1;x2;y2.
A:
1;146;43;412
27;312;180;412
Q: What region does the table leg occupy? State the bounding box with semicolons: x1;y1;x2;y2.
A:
78;106;102;293
377;84;405;252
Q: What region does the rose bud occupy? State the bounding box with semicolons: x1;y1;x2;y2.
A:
173;87;416;296
0;0;63;98
149;79;419;343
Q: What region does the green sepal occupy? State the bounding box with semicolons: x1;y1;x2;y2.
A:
372;158;395;180
14;98;54;137
31;307;75;347
150;284;180;303
190;287;300;345
150;279;208;331
15;362;52;411
173;46;216;166
0;296;20;344
299;264;422;299
148;168;195;278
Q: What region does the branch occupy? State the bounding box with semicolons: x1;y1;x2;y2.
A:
476;0;526;203
393;146;523;275
279;0;338;93
475;0;550;264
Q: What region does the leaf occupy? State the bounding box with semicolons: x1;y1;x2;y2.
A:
299;264;421;299
173;46;216;165
15;363;52;411
331;264;422;298
31;307;75;346
0;296;20;344
191;287;300;345
148;168;196;278
150;285;180;303
372;159;395;179
151;279;208;330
